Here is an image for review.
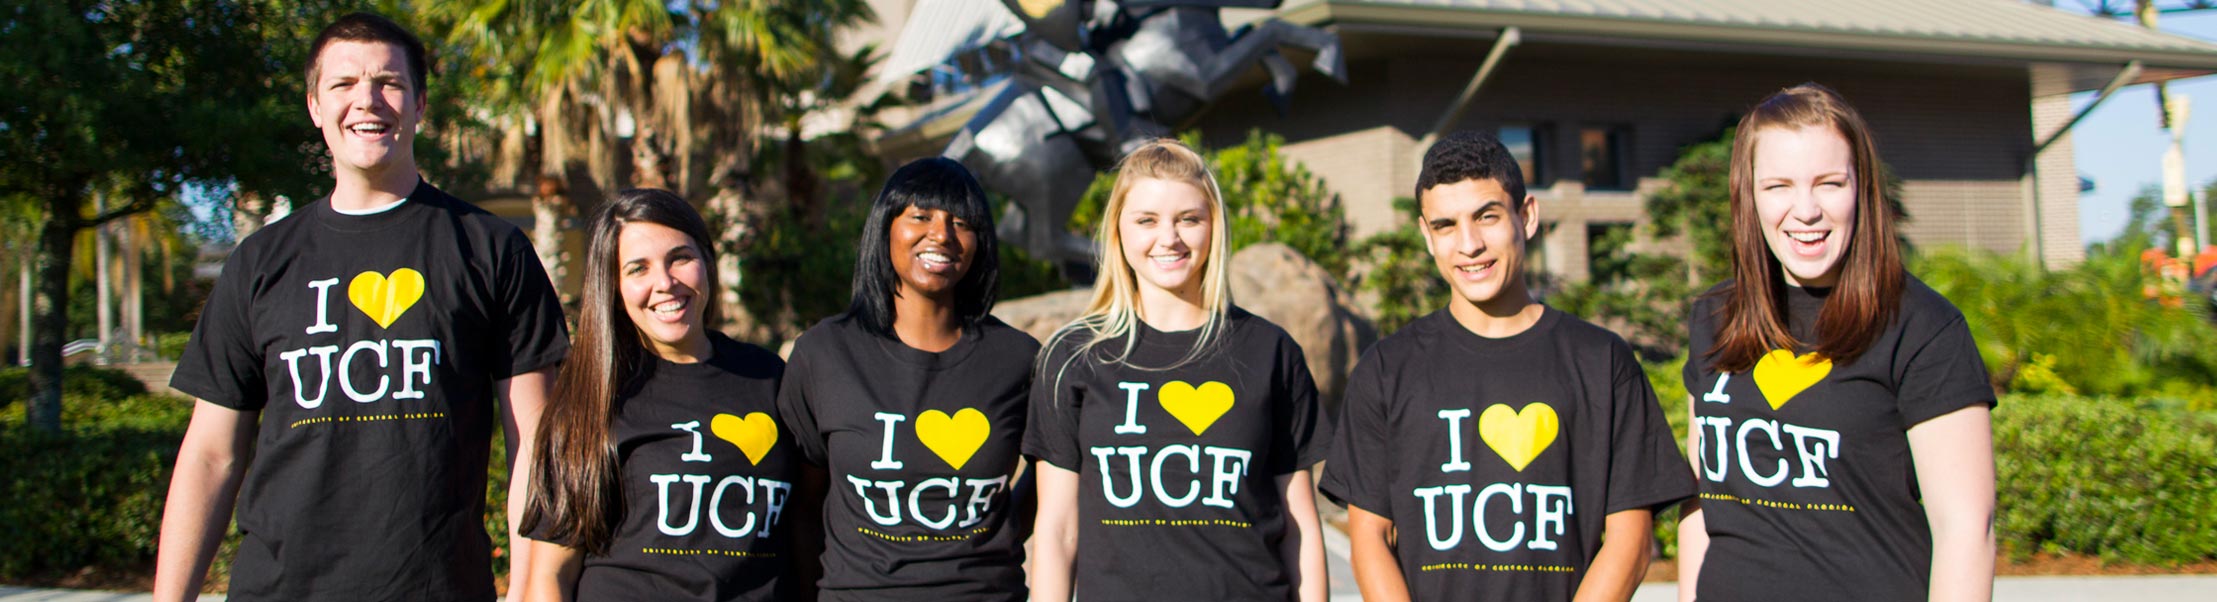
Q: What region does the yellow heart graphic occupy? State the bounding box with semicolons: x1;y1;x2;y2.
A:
916;408;991;471
1752;349;1832;410
1478;403;1559;472
1158;381;1235;436
710;412;778;465
1016;0;1063;19
347;269;425;329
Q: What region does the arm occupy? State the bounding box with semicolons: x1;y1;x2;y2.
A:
1346;504;1411;602
1908;405;1995;602
1029;460;1080;602
519;539;584;602
1574;509;1653;602
500;367;558;601
1278;470;1328;602
1676;395;1707;602
152;400;258;602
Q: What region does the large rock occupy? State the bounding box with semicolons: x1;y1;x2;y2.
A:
990;243;1374;409
1227;243;1374;410
993;288;1094;343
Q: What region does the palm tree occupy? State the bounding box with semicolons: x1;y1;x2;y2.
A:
427;0;875;331
688;0;874;334
428;0;675;297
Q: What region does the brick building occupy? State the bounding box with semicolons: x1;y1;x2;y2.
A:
870;0;2217;280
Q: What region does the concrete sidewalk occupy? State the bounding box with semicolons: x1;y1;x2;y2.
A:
1319;528;2217;601
1626;575;2217;601
11;576;2217;601
0;588;217;602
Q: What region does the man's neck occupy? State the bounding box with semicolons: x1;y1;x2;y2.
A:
1447;284;1545;339
328;165;420;212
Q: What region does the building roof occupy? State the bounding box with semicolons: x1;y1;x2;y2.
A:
1285;0;2217;71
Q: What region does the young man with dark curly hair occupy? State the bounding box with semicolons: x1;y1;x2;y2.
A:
1318;130;1693;602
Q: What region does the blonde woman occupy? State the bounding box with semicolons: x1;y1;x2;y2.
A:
1025;139;1330;602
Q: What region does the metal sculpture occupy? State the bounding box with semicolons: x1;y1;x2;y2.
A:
941;0;1345;277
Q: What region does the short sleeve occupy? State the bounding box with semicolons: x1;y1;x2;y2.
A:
1268;334;1328;475
494;230;570;376
1893;314;1995;428
1021;336;1088;471
775;335;829;467
1604;342;1697;515
1682;294;1719;393
170;250;267;410
1316;348;1393;518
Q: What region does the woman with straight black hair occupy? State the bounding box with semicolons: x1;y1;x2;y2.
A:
517;189;798;602
1676;83;1996;602
775;157;1040;601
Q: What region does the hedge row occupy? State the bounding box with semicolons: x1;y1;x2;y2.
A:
5;372;2215;587
1993;394;2217;564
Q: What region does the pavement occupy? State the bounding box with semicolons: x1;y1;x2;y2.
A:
1316;529;2217;601
8;555;2214;601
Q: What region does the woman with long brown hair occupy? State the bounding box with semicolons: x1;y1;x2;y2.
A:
1676;83;1996;601
518;189;797;602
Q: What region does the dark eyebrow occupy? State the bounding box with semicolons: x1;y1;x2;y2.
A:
1473;200;1505;214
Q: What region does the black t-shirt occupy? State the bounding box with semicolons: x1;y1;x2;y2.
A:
1683;276;1994;602
1318;307;1693;602
1024;307;1329;601
775;313;1040;601
170;181;570;602
524;333;793;602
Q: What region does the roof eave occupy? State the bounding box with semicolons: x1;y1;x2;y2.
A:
1285;0;2217;72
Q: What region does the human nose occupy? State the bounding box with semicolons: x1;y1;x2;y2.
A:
1787;187;1825;223
1456;223;1485;256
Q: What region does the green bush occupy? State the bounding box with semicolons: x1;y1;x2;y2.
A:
1916;243;2217;408
1071;130;1353;281
1993;394;2217;564
0;380;529;590
0;365;150;407
0;393;191;580
1351;197;1445;336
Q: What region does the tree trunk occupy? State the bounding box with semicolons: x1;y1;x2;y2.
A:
16;250;29;367
0;258;14;368
95;195;113;364
27;196;80;433
123;223;144;361
530;176;572;307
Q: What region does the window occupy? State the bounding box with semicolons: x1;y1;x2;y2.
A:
1580;126;1631;190
1500;124;1545;187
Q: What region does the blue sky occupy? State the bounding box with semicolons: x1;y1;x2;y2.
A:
2069;9;2217;246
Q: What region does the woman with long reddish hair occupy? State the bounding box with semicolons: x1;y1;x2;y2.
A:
1676;83;1996;602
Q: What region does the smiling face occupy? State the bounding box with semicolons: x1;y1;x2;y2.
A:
1118;177;1215;298
887;204;979;303
617;221;711;362
1421;177;1539;312
306;39;423;181
1751;124;1859;288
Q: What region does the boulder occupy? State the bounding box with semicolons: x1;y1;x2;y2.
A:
993;288;1094;343
990;243;1374;409
1226;243;1374;410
